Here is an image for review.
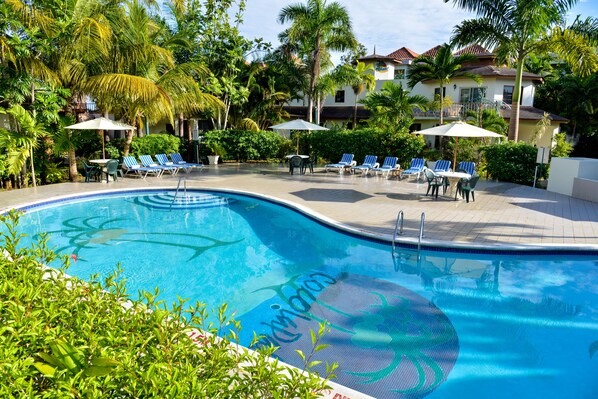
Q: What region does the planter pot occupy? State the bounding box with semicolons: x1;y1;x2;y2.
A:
207;155;219;165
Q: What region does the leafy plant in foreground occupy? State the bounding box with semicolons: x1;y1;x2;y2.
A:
0;210;336;398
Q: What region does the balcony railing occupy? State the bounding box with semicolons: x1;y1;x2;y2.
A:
412;101;510;119
74;102;99;113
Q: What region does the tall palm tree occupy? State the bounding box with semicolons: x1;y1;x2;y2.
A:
349;62;375;129
407;43;481;125
445;0;598;141
360;81;429;131
278;0;357;123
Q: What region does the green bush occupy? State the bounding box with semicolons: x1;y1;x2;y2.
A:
0;211;336;397
309;127;425;167
202;130;284;161
483;141;537;185
130;134;181;158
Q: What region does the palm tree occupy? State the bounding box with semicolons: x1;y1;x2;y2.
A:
445;0;598;141
407;43;481;125
349;62;375;129
464;108;508;135
278;0;357;123
360;81;429;131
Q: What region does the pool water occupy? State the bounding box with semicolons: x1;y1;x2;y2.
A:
9;190;598;399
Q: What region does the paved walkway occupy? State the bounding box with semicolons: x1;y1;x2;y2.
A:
1;163;597;250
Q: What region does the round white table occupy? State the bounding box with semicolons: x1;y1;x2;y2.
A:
437;171;471;200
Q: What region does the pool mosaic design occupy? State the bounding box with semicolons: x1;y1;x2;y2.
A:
6;190;598;399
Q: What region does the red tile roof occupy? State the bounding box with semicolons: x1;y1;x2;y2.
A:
421;45;442;57
454;44;493;57
386;47;419;61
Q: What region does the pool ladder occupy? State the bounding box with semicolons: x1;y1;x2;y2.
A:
392;210;425;260
172;176;188;203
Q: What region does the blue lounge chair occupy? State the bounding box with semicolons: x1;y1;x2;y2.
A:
457;161;476;175
325;153;355;173
122;156;163;178
169;153;204;170
400;158;426;180
156;153;191;174
372;156;400;178
139;155;178;175
352;155;379;175
433;160;452;173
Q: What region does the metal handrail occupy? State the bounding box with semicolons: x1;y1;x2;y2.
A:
392;210;404;253
173;176;187;202
417;212;425;255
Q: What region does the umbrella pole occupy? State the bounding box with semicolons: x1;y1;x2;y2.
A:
296;132;299;155
453;137;459;172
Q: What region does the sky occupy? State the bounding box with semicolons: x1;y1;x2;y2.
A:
237;0;598;63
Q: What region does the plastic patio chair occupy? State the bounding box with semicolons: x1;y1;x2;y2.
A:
352;155;379;176
457;161;476;175
325;153;355;173
460;174;480;203
433;160;452;173
289;155;305;175
424;168;444;199
104;159;119;182
400;158;426;180
372;157;399;178
82;161;100;182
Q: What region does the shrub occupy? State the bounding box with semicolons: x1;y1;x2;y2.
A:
0;211;336;397
309;127;425;166
551;133;573;158
130;134;181;158
202;130;284;161
483;141;537;185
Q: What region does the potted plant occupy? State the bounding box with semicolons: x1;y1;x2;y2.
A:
205;142;226;165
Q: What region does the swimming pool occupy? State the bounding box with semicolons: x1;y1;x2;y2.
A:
9;189;598;399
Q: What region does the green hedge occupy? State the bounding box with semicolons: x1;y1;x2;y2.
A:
129;134;181;158
308;127;425;167
0;211;335;397
201;130;284;162
483;141;537;185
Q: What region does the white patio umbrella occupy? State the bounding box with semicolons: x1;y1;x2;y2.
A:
270;119;328;154
65;117;135;159
415;121;504;171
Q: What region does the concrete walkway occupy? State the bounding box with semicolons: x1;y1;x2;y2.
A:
1;163;597;250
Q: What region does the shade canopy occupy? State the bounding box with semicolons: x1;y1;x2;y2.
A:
270;119;328;154
270;119;329;131
415;121;504;138
415;121;504;172
65;117;135;131
66;117;135;159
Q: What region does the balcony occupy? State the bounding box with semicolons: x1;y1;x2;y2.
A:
74;102;99;113
413;101;510;119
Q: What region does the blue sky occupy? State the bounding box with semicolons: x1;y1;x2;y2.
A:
237;0;598;62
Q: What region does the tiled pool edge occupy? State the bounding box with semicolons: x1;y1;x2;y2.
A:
4;186;598;255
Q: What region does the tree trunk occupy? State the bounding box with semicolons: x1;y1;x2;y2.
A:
439;83;444;125
68;145;78;182
123;130;134;156
179;113;184;137
508;57;525;141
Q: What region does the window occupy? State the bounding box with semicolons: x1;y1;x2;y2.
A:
335;90;345;103
394;69;406;80
434;87;447;98
503;85;514;104
459;87;487;103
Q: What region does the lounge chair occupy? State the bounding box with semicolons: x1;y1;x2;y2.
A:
457;161;476;175
400;158;426;180
122;156;163;178
156;153;190;174
352;155;379;176
424;168;444;199
433;160;452;173
139;155;178;175
372;156;400;178
169;153;204;170
325;153;355;173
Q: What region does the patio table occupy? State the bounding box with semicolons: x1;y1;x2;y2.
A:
437;171;471;200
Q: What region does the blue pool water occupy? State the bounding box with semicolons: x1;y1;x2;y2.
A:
8;190;598;399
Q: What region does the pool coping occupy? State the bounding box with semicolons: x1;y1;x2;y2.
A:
5;187;598;255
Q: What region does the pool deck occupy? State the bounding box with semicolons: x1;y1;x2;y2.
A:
1;163;597;250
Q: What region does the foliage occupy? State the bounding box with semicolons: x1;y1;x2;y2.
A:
464;108;508;135
551;133;574;158
130;134;181;158
202;130;284;161
407;43;481;124
360;82;429;131
483;141;537;185
308;127;425;167
0;211;336;397
447;0;598;141
278;0;358;123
